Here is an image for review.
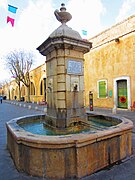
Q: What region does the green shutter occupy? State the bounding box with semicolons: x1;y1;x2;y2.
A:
99;81;106;98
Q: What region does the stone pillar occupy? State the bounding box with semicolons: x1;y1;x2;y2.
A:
37;4;92;129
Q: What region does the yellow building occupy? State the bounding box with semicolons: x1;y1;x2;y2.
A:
2;63;46;103
2;15;135;110
28;63;46;103
84;15;135;110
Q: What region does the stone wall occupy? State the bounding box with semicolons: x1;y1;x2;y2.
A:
89;15;135;48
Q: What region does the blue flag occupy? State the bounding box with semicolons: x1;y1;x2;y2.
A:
8;4;18;14
82;30;87;36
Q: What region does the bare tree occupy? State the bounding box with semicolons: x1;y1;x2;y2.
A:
5;50;34;102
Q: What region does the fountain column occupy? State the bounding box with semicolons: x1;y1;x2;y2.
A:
37;3;92;129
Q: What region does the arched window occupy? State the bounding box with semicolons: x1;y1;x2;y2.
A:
40;78;46;101
30;82;35;95
40;80;43;95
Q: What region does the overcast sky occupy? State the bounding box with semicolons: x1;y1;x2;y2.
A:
0;0;135;82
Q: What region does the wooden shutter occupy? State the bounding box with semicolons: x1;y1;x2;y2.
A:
99;81;106;98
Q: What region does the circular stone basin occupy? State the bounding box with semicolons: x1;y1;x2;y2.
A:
6;113;133;179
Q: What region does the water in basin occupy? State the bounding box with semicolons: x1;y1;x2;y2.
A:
19;115;120;136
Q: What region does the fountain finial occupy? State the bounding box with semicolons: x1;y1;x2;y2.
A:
54;3;72;24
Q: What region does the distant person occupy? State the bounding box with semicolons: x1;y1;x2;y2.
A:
0;96;3;104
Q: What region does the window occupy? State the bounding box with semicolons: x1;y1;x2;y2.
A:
40;80;43;95
98;80;107;98
40;78;46;98
30;82;35;95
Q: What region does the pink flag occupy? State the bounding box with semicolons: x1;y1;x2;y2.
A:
7;16;15;27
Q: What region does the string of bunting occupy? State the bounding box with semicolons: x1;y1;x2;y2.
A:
7;4;18;27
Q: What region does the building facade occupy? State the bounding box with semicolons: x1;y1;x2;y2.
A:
84;15;135;109
2;63;46;103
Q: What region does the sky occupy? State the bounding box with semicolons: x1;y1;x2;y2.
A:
0;0;135;82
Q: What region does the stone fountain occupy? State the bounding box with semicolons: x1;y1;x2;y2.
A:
37;3;92;132
6;3;133;180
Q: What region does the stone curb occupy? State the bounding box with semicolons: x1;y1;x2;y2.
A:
4;100;47;113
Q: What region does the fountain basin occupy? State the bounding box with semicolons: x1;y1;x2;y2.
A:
6;114;133;179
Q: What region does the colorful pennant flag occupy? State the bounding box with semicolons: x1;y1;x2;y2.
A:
8;4;18;14
82;30;87;36
7;16;15;27
81;29;88;40
7;4;18;27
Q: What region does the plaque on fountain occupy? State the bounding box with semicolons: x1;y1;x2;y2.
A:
67;60;83;75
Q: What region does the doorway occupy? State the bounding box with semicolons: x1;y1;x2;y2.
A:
114;76;131;110
117;80;127;108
